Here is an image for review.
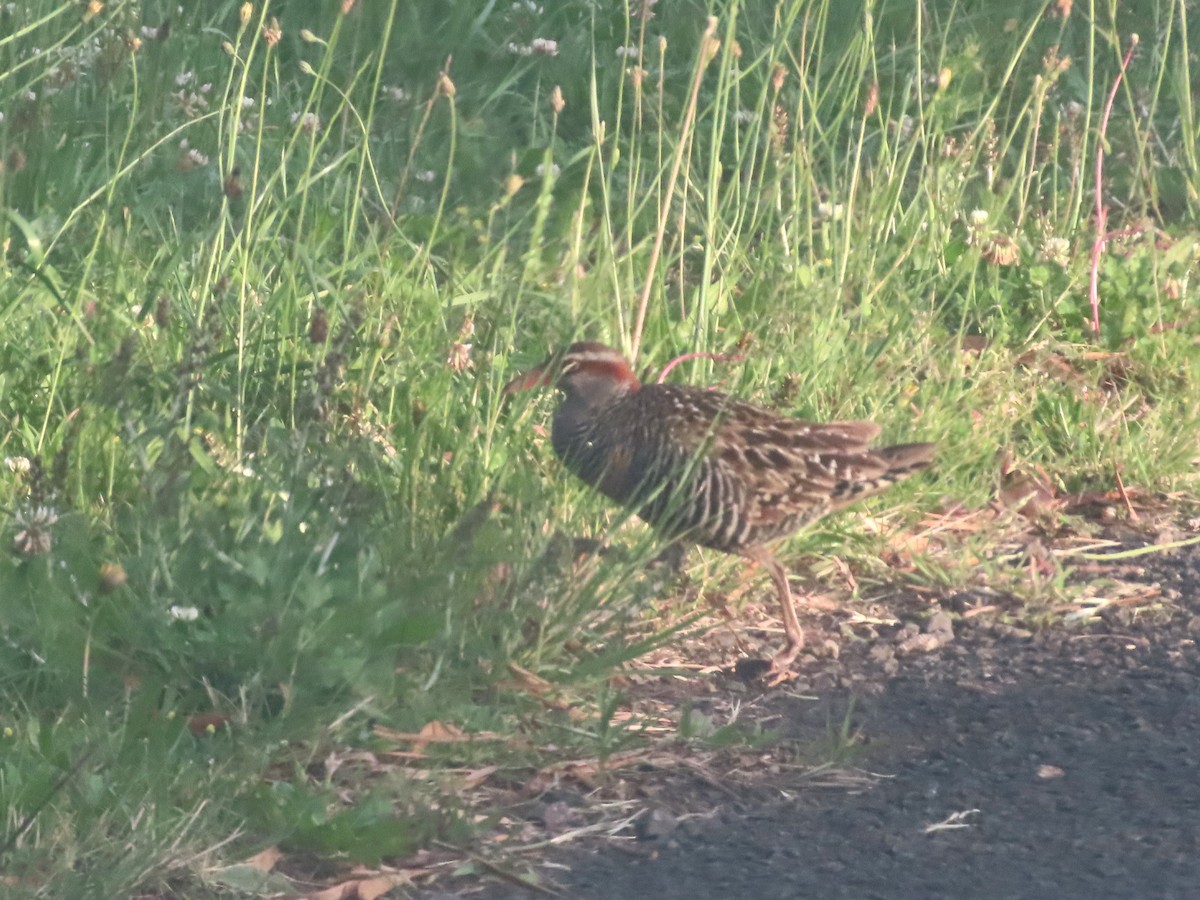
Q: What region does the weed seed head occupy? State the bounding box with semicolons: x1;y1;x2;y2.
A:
13;506;57;556
290;111;321;133
982;235;1021;266
262;17;282;46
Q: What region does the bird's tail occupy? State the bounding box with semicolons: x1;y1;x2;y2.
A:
877;442;937;477
830;442;935;506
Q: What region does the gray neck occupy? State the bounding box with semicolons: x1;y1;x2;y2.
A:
550;372;633;467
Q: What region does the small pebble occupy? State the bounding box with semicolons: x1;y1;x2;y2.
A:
635;807;678;841
926;611;955;642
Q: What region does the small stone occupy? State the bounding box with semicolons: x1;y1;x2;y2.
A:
713;631;739;650
926;611;955;642
992;624;1034;640
539;800;578;833
635;807;678;841
1037;764;1065;780
869;644;896;665
897;632;946;656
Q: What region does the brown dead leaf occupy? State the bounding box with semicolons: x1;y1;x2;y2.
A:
527;747;664;793
505;662;558;697
356;874;411;900
373;722;505;756
460;765;499;790
1017;349;1083;385
996;452;1062;521
999;474;1061;521
187;713;231;736
920;503;994;535
243;846;283;872
309;871;415;900
885;530;931;564
498;662;582;716
960;334;989;355
862;81;879;118
412;720;463;755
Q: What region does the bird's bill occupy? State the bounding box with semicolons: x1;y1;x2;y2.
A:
502;362;553;395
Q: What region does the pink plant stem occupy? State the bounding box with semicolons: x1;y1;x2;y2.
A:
1089;34;1139;335
657;352;745;384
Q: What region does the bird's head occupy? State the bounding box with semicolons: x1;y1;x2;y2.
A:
503;342;641;408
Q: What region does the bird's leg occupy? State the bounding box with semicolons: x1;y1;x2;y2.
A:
650;542;689;574
740;545;804;672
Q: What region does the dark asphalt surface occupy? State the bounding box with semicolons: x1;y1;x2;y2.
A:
446;543;1200;900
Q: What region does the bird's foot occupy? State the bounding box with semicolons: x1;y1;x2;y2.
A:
650;543;688;572
766;642;802;686
731;640;804;684
765;666;798;687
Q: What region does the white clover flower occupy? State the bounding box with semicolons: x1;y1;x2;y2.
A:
169;605;200;621
177;139;208;167
1040;236;1071;266
415;169;436;183
172;89;209;115
969;209;990;228
290;111;321;133
506;42;533;56
175;71;194;86
381;85;410;102
615;45;640;59
530;38;558;56
535;162;560;178
12;506;58;556
816;201;845;221
241;96;255;109
4;456;30;473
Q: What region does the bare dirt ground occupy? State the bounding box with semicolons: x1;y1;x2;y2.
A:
418;538;1200;900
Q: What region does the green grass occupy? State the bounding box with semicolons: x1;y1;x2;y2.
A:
1;0;1198;894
